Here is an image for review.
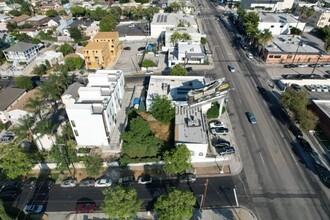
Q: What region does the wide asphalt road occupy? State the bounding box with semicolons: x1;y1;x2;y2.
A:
196;0;330;219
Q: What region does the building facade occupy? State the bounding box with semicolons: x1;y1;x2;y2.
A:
65;70;125;148
25;15;50;27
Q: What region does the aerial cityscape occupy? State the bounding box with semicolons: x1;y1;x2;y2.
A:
0;0;329;219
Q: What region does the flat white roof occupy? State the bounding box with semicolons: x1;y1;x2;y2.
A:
175;105;208;144
166;26;198;34
178;42;203;55
259;12;299;24
151;13;197;27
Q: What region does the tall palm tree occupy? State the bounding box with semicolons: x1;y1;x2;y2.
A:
245;22;260;46
170;31;182;46
12;115;35;142
301;7;315;33
25;95;44;120
258;29;274;56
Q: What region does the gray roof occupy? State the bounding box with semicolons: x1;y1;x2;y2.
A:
3;41;37;53
50;16;61;24
62;82;83;98
0;87;26;111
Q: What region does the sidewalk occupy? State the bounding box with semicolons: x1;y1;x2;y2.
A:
51;206;258;220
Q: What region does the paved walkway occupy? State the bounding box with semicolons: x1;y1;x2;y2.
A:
46;206;257;220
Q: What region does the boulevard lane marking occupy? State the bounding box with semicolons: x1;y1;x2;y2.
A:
259;152;265;165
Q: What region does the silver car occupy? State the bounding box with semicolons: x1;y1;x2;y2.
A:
60;178;76;188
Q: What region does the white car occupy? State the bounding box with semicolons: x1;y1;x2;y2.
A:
60;178;76;188
137;52;143;56
145;71;154;75
209;120;224;128
138;175;152;185
94;179;112;187
23;204;43;214
246;52;253;59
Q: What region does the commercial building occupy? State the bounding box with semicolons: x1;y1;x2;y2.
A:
168;41;205;67
261;35;330;64
151;13;198;38
83;32;120;69
241;0;294;11
310;100;330;139
258;13;305;35
3;41;40;64
65;70;125;149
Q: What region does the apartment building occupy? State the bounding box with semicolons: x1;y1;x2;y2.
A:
297;6;330;28
83;32;120;69
65;70;125;148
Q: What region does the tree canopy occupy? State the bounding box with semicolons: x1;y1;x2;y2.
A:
32;64;48;76
100;14;117;32
46;9;58;17
169;64;188;76
154;189;196;220
59;43;75;56
163;144;191;174
102;185;142;219
69;27;82;41
15;75;33;90
0;200;11;220
141;59;156;68
83;152;103;177
150;95;175;124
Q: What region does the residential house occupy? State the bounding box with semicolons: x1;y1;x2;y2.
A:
55;16;74;35
0;87;27;124
8;14;31;26
241;0;294;11
19;28;40;38
150;13;198;38
83;32;120;69
65;69;125;149
3;41;40;64
0;14;11;32
0;2;21;14
61;82;84;106
25;15;50;27
35;51;63;67
84;21;99;38
47;16;61;28
261;35;330;63
168;42;205;67
258;13;306;35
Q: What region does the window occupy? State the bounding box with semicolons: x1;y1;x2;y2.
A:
274;55;281;59
280;25;283;28
74;130;79;136
71;120;76;127
190;151;195;156
269;55;274;58
199;152;203;156
270;25;274;28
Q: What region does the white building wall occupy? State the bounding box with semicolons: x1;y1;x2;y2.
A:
178;143;208;162
7;109;31;125
258;21;305;35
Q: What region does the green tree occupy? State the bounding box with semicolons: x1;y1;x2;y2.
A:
0;200;11;220
102;185;142;220
6;22;18;32
280;88;308;118
70;6;86;17
59;43;75;56
0;145;33;179
149;95;175;124
8;9;22;16
100;14;117;32
290;27;303;35
32;64;47;76
65;57;85;70
15;75;34;90
59;9;67;16
20;2;33;16
46;9;58;17
170;31;182;45
135;0;149;3
88;7;108;21
25;96;44;120
154;189;196;220
181;33;191;41
177;20;185;27
61;0;69;4
258;29;273;54
141;59;156;68
32;38;41;44
237;6;246;19
119;0;130;3
164;144;191;174
121;117;162;158
201;37;208;45
34;118;54;136
165;2;181;13
13;33;32;43
49;140;77;175
298;109;318;131
69;27;82;41
325;36;330;51
170;64;188;76
12;115;35;142
83;152;103;177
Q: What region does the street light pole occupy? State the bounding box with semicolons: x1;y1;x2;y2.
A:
200;178;209;213
311;53;323;75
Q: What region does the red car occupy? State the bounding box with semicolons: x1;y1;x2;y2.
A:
75;202;96;213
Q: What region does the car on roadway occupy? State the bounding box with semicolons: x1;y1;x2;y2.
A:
178;173;197;183
60;178;76;188
291;84;301;92
145;71;154;75
138;175;152;184
246;52;253;59
210;127;229;135
37;180;55;189
75;201;96;213
136;52;144;56
94;178;112;187
209;120;225;128
228;65;235;73
297;137;313;152
246;112;257;124
297;64;308;68
24;177;37;189
23;204;43;214
123;47;131;50
79;178;95;187
213;139;231;148
1;76;10;80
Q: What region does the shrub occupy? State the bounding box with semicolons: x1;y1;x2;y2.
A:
207;102;219;118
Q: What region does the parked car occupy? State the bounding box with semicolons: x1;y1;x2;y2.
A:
210;127;229;135
284;64;297;68
3;181;21;189
60;178;76;188
217;146;235;155
75;201;96;213
246;52;253;59
246;112;257;124
0;187;20;200
136;52;144;56
79;178;95;187
118;176;135;186
128;24;136;28
213;139;230;148
315;164;330;185
209;120;224;128
322;85;329;92
0;135;14;142
137;47;145;51
23;204;43;214
297;64;308;68
178;173;196;183
297;137;313;152
291;84;301;92
228;65;235;72
308;64;322;68
94;178;112;187
123;47;131;50
138;175;152;185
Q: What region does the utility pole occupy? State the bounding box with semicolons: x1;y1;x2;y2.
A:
200;178;209;213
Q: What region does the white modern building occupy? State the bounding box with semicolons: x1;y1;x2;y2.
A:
65;70;125;148
35;51;64;67
151;13;198;38
241;0;294;11
175;105;208;162
3;42;40;64
258;13;306;35
168;42;205;67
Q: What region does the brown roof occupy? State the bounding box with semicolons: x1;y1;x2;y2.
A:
93;32;119;40
10;89;41;112
83;42;108;51
8;15;31;24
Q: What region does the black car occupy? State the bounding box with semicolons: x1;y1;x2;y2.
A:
178;173;196;183
291;84;301;92
315;164;330;185
24;177;37;189
284;64;297;68
0;187;20;200
297;137;312;152
213;139;230;148
137;47;145;51
3;180;21;189
216;146;235;155
123;47;131;50
118;176;135;185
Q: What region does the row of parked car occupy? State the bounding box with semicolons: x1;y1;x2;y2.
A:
305;84;330;92
209;120;229;135
282;73;323;80
284;63;330;68
209;120;236;156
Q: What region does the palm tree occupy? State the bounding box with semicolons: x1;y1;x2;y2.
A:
170;31;182;46
181;33;192;41
258;29;274;56
12;115;35;142
245;22;260;46
25;95;45;120
296;5;308;28
301;7;315;33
